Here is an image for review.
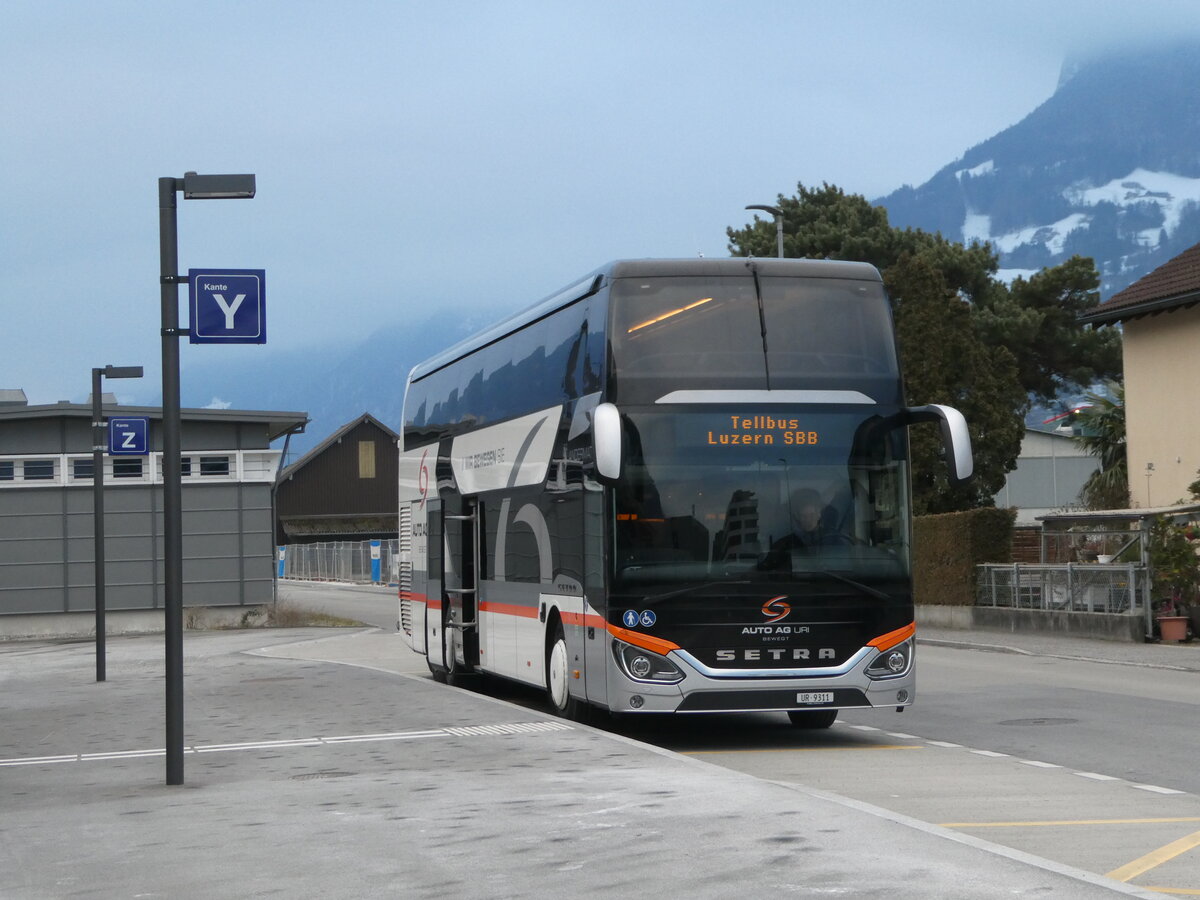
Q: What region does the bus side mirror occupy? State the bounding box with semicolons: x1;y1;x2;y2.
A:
593;402;623;483
905;404;974;485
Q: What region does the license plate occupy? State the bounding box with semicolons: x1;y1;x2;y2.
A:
796;692;834;705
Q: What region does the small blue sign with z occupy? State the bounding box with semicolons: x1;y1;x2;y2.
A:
108;417;149;455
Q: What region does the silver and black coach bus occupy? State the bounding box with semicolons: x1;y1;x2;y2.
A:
398;258;972;726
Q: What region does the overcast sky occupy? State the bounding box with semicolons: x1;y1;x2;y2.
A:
4;0;1198;406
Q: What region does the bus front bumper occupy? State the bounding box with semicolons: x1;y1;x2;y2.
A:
605;646;915;714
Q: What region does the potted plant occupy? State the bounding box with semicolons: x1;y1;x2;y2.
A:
1149;517;1200;642
1157;596;1190;642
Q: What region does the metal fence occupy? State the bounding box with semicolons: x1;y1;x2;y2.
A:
280;540;400;584
976;563;1149;615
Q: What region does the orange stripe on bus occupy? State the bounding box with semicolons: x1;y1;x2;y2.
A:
868;622;915;651
608;624;680;656
478;601;539;619
561;611;608;629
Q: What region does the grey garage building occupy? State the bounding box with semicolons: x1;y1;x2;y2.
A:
0;391;307;635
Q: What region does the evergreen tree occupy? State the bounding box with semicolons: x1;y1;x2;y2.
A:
887;254;1026;513
973;256;1122;403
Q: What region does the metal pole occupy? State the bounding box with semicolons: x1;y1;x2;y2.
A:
159;176;185;786
774;214;784;259
92;368;106;682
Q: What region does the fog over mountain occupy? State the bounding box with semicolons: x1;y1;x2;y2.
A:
185;41;1199;456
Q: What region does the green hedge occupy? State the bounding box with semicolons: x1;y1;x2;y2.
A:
913;507;1016;606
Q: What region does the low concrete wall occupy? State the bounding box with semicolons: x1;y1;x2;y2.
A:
0;607;267;641
917;604;1145;642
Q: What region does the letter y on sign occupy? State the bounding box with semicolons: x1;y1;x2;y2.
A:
212;293;246;329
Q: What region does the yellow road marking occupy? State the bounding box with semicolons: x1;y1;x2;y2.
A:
682;745;923;755
1106;829;1200;883
943;817;1200;829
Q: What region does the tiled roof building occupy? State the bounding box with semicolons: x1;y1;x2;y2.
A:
1080;240;1200;507
1082;242;1200;324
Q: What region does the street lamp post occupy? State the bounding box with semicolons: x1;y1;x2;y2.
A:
745;204;784;258
159;172;255;786
91;365;143;683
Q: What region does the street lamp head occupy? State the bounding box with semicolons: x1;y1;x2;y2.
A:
101;365;144;380
746;204;786;258
182;172;256;200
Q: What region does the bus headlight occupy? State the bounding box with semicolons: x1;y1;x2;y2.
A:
866;639;913;679
612;639;684;684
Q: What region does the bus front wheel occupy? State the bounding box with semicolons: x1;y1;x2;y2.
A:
546;621;584;721
788;709;837;729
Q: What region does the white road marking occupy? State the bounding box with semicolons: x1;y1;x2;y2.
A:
444;722;571;736
1132;783;1185;795
0;722;572;768
844;724;1186;797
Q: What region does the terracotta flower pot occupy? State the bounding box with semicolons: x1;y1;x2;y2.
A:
1158;616;1188;642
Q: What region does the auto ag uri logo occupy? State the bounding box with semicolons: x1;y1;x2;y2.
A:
761;595;791;623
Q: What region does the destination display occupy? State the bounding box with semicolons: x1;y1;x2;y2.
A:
706;414;820;446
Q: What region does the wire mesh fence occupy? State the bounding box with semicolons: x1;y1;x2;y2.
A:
976;563;1148;615
280;540;400;584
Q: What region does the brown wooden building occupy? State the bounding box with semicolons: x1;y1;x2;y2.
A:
275;413;399;543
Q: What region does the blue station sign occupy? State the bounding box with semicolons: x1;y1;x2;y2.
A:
108;417;150;456
188;269;266;344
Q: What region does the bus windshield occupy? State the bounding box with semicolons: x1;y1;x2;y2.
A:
608;273;899;402
612;406;911;588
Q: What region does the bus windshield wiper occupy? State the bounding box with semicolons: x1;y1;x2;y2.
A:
797;570;890;602
642;580;752;604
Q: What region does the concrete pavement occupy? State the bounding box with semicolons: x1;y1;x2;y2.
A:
0;619;1167;898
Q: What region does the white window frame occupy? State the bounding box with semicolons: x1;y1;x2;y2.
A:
0;450;282;488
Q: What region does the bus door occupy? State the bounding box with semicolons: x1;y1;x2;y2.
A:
444;495;480;671
424;501;445;668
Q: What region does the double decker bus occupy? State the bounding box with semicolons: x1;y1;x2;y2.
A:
397;258;971;726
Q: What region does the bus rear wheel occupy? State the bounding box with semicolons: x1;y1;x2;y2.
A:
546;621;584;721
788;709;837;729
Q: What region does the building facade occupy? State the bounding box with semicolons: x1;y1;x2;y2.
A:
275;413;399;543
0;397;306;622
992;427;1100;526
1081;241;1200;508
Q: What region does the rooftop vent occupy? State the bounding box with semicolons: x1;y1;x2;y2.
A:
0;389;28;408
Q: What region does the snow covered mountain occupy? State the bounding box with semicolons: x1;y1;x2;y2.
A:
878;42;1200;296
